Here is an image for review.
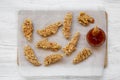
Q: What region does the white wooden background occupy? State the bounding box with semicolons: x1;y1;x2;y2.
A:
0;0;120;80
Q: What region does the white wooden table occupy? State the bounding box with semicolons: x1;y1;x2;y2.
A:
0;0;120;80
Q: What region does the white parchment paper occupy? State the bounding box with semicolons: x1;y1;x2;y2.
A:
18;10;107;77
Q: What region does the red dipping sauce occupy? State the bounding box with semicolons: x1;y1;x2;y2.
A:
86;26;106;47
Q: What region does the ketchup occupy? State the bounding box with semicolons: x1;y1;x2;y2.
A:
86;26;106;47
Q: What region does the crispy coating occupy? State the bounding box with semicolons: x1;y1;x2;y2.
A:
36;38;61;51
22;19;33;41
62;32;80;56
73;48;92;64
63;12;73;39
78;12;94;26
44;54;63;66
37;22;62;37
24;45;41;66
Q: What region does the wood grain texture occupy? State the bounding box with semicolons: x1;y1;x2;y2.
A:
0;0;120;80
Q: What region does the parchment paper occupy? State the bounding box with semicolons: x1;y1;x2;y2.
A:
18;10;107;77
